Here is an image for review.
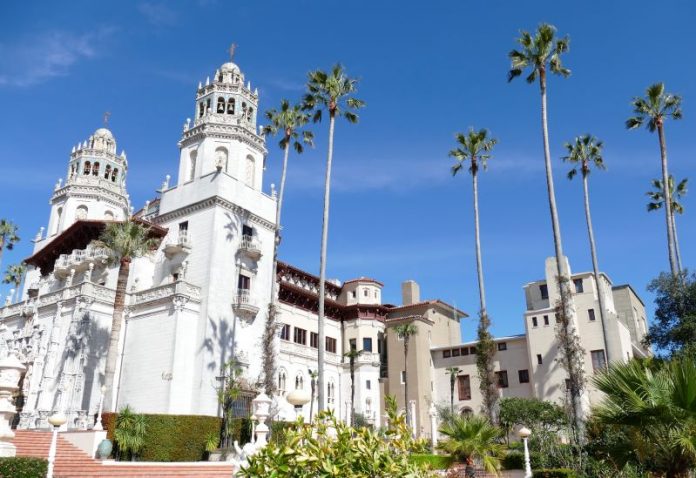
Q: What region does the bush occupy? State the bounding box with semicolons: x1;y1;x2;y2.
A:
501;450;525;470
103;412;222;461
0;457;47;478
409;454;454;470
533;468;577;478
268;420;295;446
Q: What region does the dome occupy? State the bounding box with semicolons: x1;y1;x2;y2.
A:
93;128;114;140
220;62;240;73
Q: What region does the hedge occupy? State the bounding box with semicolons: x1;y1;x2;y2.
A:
0;457;47;478
532;469;578;478
409;454;454;470
502;451;525;470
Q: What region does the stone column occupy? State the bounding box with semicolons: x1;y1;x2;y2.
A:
409;400;417;438
428;402;438;449
0;355;27;456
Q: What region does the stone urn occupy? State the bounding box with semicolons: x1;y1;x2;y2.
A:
96;438;113;459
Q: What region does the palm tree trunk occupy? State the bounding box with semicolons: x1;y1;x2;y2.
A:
671;213;682;273
472;169;486;314
450;376;455;414
263;140;292;394
350;358;355;426
403;342;409;427
317;113;336;412
104;257;131;411
657;123;678;276
583;174;612;362
539;69;582;434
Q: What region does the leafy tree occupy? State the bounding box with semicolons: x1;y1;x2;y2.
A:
394;322;418;427
644;271;696;358
302;65;364;412
498;397;567;436
508;23;584;439
0;220;19;275
438;414;505;477
114;405;147;461
647;176;688;273
563;134;612;362
593;358;696;477
627;82;683;276
217;357;243;448
97;220;160;410
445;367;461;414
3;262;26;303
344;348;364;426
450;128;499;421
261;100;313;395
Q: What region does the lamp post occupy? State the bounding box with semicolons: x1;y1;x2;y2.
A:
518;426;532;478
250;414;257;444
47;412;67;478
93;385;106;431
286;389;311;422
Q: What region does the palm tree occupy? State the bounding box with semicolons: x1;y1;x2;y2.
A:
438;415;505;478
445;367;461;414
647;176;688;273
3;262;27;303
593;358;696;477
626;82;683;276
308;368;318;422
562;134;612;363
0;220;20;275
97;220;159;410
394;322;418;427
344;348;364;426
450;128;498;420
508;23;585;437
302;64;365;412
261;100;313;395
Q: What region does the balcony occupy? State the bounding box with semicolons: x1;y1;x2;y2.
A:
238;235;262;260
231;289;259;319
54;247;110;278
163;231;192;258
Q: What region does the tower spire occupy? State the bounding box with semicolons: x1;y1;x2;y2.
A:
103;111;111;127
228;43;237;62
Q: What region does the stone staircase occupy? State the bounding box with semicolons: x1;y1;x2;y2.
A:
13;430;237;477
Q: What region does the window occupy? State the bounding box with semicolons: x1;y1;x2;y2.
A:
574;278;584;293
364;289;368;297
457;375;471;400
188;151;197;181
540;284;549;300
199;102;205;117
278;370;287;392
242;224;253;237
536;354;543;365
217;97;225;113
293;327;307;345
76;205;88;220
496;371;509;388
532;316;538;327
112;168;118;182
237;274;250;290
497;342;507;351
215;147;228;172
327;382;335;405
104;164;112;180
245;155;255;187
295;374;304;390
226;98;235;114
104;211;114;221
400;371;406;384
349;338;357;351
543;315;549;326
469;346;477;355
591;349;607;372
206;98;211;112
326;337;337;353
310;332;318;348
179;221;188;232
363;337;373;352
351;290;356;298
461;347;469;356
280;324;290;341
83;161;91;175
366;380;371;390
588;309;596;321
452;348;461;357
443;350;451;358
92;162;100;176
518;369;530;383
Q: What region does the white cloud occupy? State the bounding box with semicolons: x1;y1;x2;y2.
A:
138;2;178;26
0;29;112;87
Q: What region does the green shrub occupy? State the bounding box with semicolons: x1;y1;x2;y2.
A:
269;420;295;446
0;457;47;478
409;453;453;470
533;468;577;478
501;450;525;470
103;412;223;462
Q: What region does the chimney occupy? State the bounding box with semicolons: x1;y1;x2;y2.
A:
401;280;420;305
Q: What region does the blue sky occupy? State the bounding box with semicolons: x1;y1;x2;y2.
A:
1;0;694;341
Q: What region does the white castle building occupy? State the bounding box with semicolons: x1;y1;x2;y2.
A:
0;56;650;435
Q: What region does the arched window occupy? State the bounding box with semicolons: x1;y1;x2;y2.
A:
104;165;112;180
216;97;225;113
92;162;100;177
198;102;205;118
215;147;228;172
247;107;253;121
278;369;287;394
245;155;255;187
112;168;118;182
226;98;235;114
188;151;197;181
461;407;473;417
76;205;88;220
52;207;63;235
83;161;91;175
327;381;335;405
295;373;304;390
69;164;76;179
104;210;114;221
206;98;211;112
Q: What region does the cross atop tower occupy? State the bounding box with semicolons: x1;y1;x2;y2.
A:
103;111;111;127
228;43;237;62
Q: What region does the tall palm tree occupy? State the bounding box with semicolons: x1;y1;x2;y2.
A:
647;176;688;273
445;367;461;414
438;415;505;478
0;220;20;276
261;100;313;395
508;24;585;437
593;358;696;477
97;220;159;410
394;322;418;427
344;348;364;426
450;128;498;420
3;262;27;303
308;368;318;422
302;64;365;412
562;134;612;363
626;82;683;276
